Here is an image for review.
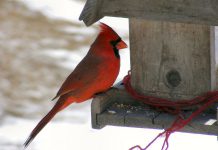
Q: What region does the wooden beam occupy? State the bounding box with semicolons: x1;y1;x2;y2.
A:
80;0;218;26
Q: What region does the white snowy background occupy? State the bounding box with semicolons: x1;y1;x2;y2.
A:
0;0;217;150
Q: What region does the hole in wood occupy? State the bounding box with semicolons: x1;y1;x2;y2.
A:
166;70;181;88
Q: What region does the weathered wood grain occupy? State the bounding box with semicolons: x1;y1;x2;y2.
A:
79;0;103;26
91;87;134;128
129;18;216;100
80;0;218;26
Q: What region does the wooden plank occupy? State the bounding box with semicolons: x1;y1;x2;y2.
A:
92;88;218;135
129;19;216;100
80;0;218;26
91;89;115;129
91;87;134;128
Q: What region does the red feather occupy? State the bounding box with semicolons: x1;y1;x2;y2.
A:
99;22;120;40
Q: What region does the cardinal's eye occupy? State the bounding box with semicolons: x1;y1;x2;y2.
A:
110;37;121;47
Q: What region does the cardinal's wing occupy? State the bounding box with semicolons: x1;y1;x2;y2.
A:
52;53;102;100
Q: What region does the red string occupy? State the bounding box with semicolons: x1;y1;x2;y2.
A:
123;71;218;150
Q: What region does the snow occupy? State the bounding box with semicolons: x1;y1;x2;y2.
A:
60;25;97;35
1;0;217;150
1;118;217;150
19;0;84;22
41;48;88;70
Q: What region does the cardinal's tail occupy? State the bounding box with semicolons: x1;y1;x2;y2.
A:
24;96;71;148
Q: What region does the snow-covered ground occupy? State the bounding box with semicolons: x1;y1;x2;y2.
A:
0;0;217;150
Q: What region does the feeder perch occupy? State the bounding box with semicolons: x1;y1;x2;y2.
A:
80;0;218;136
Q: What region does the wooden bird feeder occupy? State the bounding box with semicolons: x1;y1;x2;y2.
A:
79;0;218;136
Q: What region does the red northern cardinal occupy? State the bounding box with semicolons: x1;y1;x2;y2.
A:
24;22;127;148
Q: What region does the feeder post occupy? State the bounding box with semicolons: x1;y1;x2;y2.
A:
129;18;216;100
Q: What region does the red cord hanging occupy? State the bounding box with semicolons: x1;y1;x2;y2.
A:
122;71;218;150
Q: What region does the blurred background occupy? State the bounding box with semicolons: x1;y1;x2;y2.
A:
0;0;217;150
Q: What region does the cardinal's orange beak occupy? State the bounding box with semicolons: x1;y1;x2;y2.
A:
116;40;127;50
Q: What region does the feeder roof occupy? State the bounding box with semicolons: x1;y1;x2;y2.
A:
79;0;218;26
